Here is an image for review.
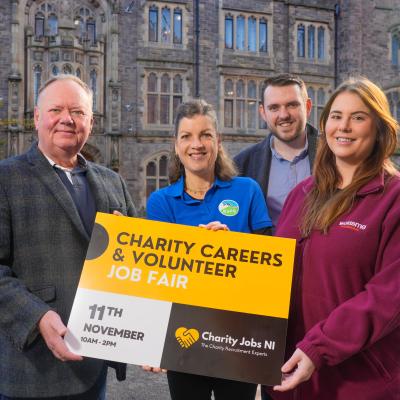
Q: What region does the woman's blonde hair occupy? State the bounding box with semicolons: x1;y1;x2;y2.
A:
169;99;237;183
300;76;399;236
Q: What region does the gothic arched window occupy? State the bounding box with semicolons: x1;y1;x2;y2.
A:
52;65;59;76
259;19;268;52
308;87;316;126
318;26;325;60
224;12;269;54
147;73;158;124
297;25;305;57
149;6;158;42
236;79;245;128
87;20;96;45
145;154;169;200
161;7;171;43
225;15;233;49
317;88;325;123
308;25;315;59
223;77;269;131
28;2;105;115
90;70;98;111
63;64;73;74
224;79;234;128
296;21;328;62
34;3;59;39
160;73;171;124
248;17;257;52
307;85;327;127
34;65;42;105
35;12;45;38
236;16;245;50
48;14;58;36
173;8;182;44
173;74;182;121
247;80;257;129
148;3;184;45
173;74;182;93
146;72;183;126
75;7;96;45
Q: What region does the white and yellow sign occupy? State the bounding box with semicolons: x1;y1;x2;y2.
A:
66;213;295;384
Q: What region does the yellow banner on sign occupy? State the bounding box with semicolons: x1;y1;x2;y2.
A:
79;213;295;319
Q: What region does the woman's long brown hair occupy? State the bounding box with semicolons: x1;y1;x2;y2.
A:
300;77;398;237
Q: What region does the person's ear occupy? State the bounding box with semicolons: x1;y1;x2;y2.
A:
174;137;179;153
34;106;40;130
259;103;267;122
305;98;312;118
89;114;94;133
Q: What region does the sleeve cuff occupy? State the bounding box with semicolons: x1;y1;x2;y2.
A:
297;340;324;370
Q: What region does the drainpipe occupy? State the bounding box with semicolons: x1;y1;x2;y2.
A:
194;0;200;98
334;3;340;87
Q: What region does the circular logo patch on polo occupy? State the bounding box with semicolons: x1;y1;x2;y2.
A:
218;200;239;217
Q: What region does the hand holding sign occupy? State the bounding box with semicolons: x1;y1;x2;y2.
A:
199;221;229;231
39;311;83;362
66;213;295;385
273;349;315;392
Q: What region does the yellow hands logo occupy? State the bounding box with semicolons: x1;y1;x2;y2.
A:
175;327;200;349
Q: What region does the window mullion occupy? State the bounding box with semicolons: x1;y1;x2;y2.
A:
244;17;247;51
157;74;161;124
169;78;173;124
156;157;160;190
233;14;236;50
256;17;259;53
158;7;161;44
233;80;236;128
171;8;175;45
245;81;248;128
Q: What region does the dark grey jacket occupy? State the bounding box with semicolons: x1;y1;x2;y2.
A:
234;123;319;200
0;143;135;397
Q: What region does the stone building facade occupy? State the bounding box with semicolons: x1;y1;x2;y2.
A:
0;0;399;213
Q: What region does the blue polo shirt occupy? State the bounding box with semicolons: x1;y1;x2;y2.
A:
146;176;272;233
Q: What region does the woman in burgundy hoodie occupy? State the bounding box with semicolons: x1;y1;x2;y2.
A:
268;77;400;400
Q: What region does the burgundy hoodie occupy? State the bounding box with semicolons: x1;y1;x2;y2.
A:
269;172;400;400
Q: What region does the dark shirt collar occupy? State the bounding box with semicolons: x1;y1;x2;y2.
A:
44;153;88;172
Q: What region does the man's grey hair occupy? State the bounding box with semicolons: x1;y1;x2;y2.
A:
37;74;93;109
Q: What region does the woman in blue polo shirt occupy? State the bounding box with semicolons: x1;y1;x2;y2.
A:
146;99;272;400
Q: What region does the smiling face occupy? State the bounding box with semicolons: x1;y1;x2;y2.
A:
34;79;93;166
260;84;311;144
175;114;221;181
325;91;377;169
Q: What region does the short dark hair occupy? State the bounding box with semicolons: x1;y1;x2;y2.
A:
260;73;308;105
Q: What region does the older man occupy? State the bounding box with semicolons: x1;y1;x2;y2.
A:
0;75;135;399
234;74;318;231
